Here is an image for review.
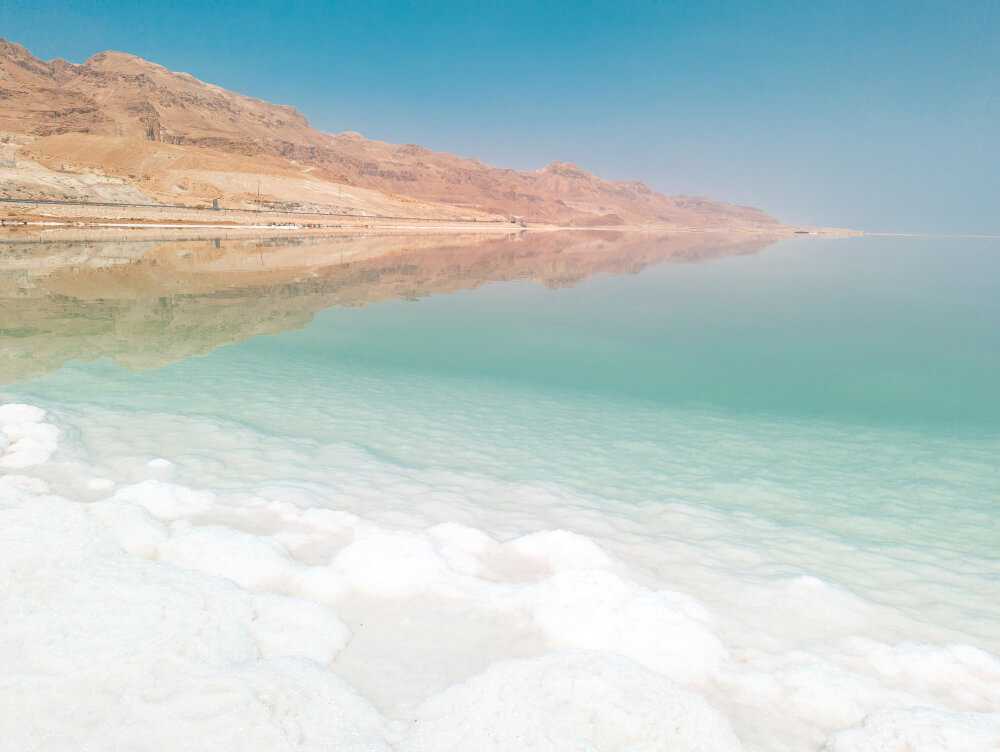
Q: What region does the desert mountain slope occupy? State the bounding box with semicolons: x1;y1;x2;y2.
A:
0;38;781;228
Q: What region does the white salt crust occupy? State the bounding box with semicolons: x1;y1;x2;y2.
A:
1;403;999;751
0;403;59;468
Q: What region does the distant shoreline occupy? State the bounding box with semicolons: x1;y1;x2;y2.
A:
0;198;855;238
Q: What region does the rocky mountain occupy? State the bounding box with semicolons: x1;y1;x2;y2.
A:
0;38;782;228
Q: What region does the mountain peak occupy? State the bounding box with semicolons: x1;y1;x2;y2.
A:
83;50;169;74
0;37;30;57
0;37;44;69
542;161;591;178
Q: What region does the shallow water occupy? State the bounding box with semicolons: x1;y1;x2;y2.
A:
1;230;998;751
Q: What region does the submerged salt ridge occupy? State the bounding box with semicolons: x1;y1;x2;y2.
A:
2;401;999;752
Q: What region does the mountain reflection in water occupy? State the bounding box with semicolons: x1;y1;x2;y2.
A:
0;229;778;383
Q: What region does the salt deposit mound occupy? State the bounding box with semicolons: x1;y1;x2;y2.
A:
401;652;742;752
825;709;1000;751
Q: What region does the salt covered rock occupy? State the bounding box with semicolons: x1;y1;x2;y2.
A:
826;708;1000;752
506;528;617;574
0;474;389;752
400;651;742;751
524;569;729;685
158;525;297;591
88;499;170;558
251;592;352;664
0;402;59;468
110;480;216;520
330;530;457;597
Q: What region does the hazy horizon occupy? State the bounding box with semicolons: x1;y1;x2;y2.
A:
2;0;997;233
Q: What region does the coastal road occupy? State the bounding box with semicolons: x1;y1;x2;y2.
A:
0;196;514;225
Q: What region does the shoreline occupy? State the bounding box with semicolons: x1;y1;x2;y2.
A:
0;198;858;238
0;217;856;238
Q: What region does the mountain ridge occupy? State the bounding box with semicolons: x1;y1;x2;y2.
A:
0;38;783;228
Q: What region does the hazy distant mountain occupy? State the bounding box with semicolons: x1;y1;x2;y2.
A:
0;38;781;228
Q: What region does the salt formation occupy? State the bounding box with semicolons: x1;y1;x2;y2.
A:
0;403;59;468
400;652;742;751
2;402;999;751
826;709;1000;751
0;472;388;751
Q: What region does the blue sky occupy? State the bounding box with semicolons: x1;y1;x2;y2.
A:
1;0;997;232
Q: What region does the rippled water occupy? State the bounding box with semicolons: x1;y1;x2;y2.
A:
2;230;998;751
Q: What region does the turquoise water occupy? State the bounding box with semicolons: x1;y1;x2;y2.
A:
6;234;999;539
2;231;999;750
9;234;1000;427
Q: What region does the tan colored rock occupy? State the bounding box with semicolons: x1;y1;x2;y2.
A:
1;38;782;229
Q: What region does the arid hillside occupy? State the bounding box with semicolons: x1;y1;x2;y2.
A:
0;38;782;228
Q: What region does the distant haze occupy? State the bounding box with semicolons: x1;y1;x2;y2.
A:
2;0;997;233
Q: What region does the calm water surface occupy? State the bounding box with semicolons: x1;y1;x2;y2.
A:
2;230;998;750
5;232;998;536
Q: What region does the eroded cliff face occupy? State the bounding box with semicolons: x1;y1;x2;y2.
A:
0;230;779;382
0;39;782;228
0;41;321;147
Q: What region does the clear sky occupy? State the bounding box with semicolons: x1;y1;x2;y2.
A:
1;0;997;233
